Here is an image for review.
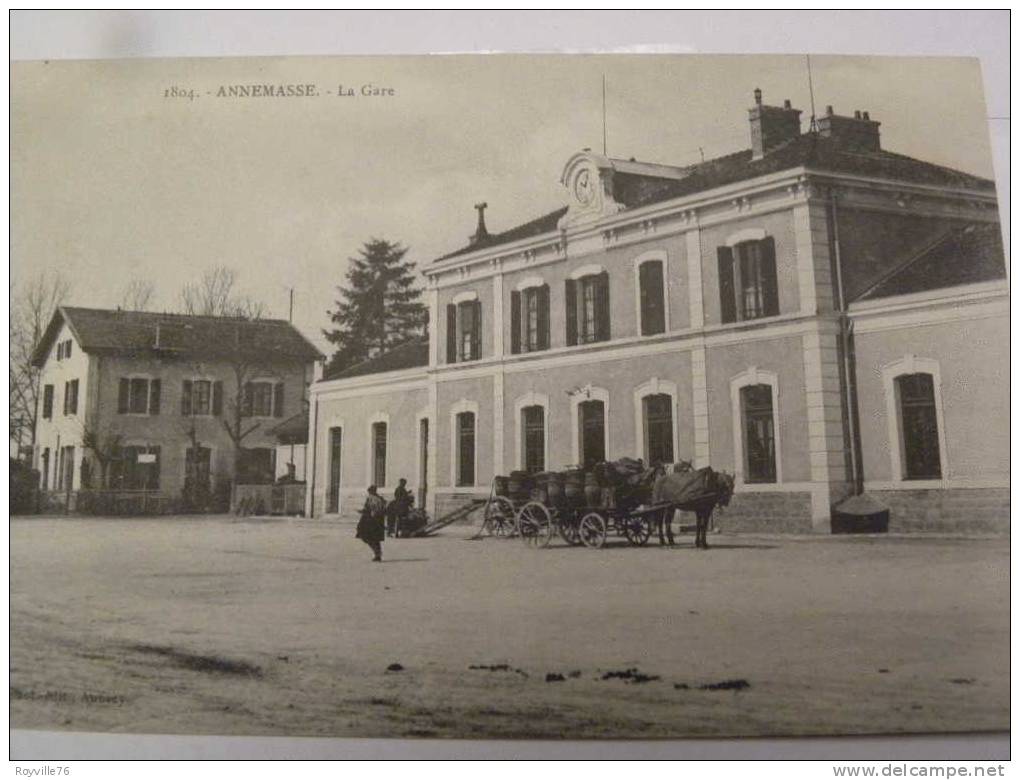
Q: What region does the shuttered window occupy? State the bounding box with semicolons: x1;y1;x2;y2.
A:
244;382;275;417
447;300;483;363
568;272;611;345
579;400;606;468
638;260;666;335
512;285;550;354
718;237;779;323
42;385;54;420
897;373;942;480
741;384;776;483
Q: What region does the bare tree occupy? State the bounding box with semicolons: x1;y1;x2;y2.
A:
80;426;122;489
179;266;268;320
120;279;156;311
10;271;71;458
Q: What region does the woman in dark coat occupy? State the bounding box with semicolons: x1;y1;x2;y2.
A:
356;485;387;562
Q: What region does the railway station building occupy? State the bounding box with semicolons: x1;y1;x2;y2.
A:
306;90;1008;532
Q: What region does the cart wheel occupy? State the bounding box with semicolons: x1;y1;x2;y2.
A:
557;513;582;546
484;496;517;537
622;516;652;546
579;511;608;549
517;502;554;548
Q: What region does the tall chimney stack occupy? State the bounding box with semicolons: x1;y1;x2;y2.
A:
748;88;802;159
816;106;882;152
470;202;490;246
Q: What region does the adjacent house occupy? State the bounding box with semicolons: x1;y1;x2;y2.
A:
31;307;322;509
304;89;1006;531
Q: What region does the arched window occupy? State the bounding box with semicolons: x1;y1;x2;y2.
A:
717;232;779;323
578;400;606;467
896;374;942;480
730;367;781;485
510;278;550;354
456;412;476;486
371;421;387;487
522;406;545;473
882;356;947;482
565;266;610;345
643;394;675;465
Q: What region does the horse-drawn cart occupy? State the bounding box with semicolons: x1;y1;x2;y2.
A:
483;461;735;550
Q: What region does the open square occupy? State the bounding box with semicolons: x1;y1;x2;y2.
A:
10;516;1008;739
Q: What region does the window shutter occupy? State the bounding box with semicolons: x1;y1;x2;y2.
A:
537;284;550;350
471;300;482;360
565;279;578;346
71;380;78;415
66;341;72;358
149;379;161;415
212;381;223;416
274;382;285;418
118;378;129;414
596;271;611;342
717;246;737;324
446;304;457;363
181;380;193;416
759;236;779;316
63;383;69;416
510;290;521;355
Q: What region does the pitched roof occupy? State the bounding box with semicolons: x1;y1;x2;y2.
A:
855;223;1007;302
434;134;996;263
324;338;429;380
31;307;323;367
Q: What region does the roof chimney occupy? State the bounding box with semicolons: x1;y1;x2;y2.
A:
748;88;802;160
469;202;490;246
816;106;881;152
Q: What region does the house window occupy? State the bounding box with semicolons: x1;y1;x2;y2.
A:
243;381;276;417
565;272;611;346
896;373;942;480
511;285;550;354
111;445;161;490
456;411;475;486
446;299;483;363
63;379;79;416
40;448;50;490
741;384;776;483
578;399;606;468
522;405;545;473
717;237;779;323
638;260;666;336
119;377;160;415
643;394;674;465
372;421;387;487
42;384;54;420
194;380;211;415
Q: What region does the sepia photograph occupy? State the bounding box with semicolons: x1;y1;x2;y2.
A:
9;26;1009;757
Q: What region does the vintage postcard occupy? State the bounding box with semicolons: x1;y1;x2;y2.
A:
10;53;1008;742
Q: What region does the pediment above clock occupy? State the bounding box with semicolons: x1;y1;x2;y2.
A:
558;151;624;230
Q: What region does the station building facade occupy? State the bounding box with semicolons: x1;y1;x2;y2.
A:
306;92;1008;532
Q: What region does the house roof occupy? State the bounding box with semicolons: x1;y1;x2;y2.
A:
31;306;323;367
434;133;996;264
268;409;310;445
855;223;1007;302
324;338;429;381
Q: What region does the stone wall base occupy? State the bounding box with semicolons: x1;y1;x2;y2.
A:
715;491;814;533
869;488;1009;534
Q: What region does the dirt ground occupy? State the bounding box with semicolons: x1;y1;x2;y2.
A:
9;515;1009;740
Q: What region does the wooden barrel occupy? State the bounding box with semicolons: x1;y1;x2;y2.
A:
508;470;530;499
533;471;563;505
584;471;601;508
493;476;509;497
563;469;584;504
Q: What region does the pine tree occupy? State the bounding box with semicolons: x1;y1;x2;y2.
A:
324;239;428;374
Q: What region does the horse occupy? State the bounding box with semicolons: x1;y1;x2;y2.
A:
652;465;735;548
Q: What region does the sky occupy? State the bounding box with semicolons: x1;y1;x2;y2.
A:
11;54;996;355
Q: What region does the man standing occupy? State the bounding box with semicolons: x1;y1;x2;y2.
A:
389;477;411;537
356;485;387;562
